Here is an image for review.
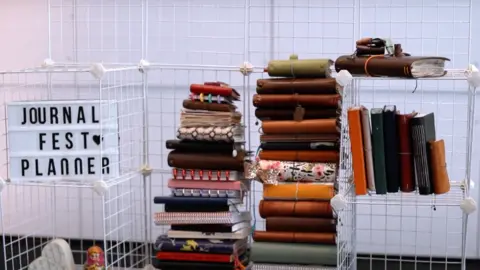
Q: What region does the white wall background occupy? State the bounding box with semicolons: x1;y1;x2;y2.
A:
1;0;480;261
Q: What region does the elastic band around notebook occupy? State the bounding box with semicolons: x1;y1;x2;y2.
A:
364;55;384;77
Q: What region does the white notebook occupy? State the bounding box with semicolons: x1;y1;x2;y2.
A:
361;108;375;191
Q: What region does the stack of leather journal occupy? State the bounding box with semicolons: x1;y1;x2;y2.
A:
348;106;451;196
250;56;339;269
153;82;252;270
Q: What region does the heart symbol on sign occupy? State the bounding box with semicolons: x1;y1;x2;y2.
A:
92;135;103;146
28;239;75;270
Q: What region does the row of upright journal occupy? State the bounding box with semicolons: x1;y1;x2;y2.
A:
348;107;451;196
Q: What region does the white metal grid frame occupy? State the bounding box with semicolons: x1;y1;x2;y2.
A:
0;65;151;269
347;71;475;270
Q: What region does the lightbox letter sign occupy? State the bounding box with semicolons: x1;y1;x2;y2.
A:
7;100;120;182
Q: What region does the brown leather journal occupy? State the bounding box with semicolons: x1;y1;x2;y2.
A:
261;119;340;135
260;134;339;143
182;100;235;112
259;200;333;218
265;217;336;233
256;78;340;95
255;108;339;121
167;150;244;171
348;107;368;195
253;94;341;108
253;231;336;245
258;150;339;163
396;112;416;192
429;139;450;194
335;55;450;78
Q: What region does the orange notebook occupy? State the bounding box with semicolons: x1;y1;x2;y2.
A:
263;183;334;201
348;107;368;195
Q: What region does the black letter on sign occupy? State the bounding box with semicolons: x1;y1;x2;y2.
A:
65;132;73;149
87;157;95;175
74;158;83;175
77;106;86;124
47;159;56;176
38;107;46;124
63;106;72;124
21;159;29;176
60;158;69;175
35;159;43;176
50;107;59;124
21;107;27;125
39;133;47;151
29;108;37;124
102;157;110;175
81;132;89;149
52;133;60;150
91;106;99;123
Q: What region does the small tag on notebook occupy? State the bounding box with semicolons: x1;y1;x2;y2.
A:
293;106;305;121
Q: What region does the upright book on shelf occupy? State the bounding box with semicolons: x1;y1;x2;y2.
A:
370;108;388;194
383;105;400;193
347;106;368;195
411;113;436;195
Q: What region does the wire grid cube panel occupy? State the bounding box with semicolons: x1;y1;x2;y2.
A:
146;67;254;240
348;74;472;269
0;67;150;269
48;0;146;63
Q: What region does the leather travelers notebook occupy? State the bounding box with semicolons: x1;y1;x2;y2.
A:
335;55;450;78
180;110;242;127
250;242;336;266
256;160;337;183
253;94;341;108
361;108;375;191
258;150;339;163
256;78;340;95
154;235;247;254
265;56;333;78
396;112;417;192
165;203;230;213
347;107;368;195
152;258;250;270
259;200;333;218
153;196;236;206
262;183;334;201
265;217;336;233
167;179;248;191
383;105;400;193
370;108;388;194
260;134;339;143
170;224;242;233
411;113;436;195
428;139;450;194
183;99;236;112
261;119;340;134
167;150;244;171
190;82;240;100
166;140;234;154
255;108;339;120
260;141;338;151
156;251;237;263
253;231;336;245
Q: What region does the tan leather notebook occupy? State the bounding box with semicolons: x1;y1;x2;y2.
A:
429;139;450;194
348;107;368;195
361;108;375;191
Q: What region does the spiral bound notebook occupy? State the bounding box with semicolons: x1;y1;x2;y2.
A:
154;211;251;225
172;188;242;198
172;169;243;181
167;226;251;240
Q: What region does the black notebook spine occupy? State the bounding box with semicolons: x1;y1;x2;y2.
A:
410;113;436;195
383;106;400;193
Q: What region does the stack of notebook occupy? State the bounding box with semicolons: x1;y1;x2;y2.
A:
348;107;451;196
249;57;340;269
153;82;252;270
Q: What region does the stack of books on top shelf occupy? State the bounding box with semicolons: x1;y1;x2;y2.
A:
348;107;451;196
152;82;252;270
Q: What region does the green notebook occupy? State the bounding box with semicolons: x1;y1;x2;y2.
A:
370;108;388;194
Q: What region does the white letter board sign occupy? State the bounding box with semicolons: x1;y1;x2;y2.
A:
7;100;120;183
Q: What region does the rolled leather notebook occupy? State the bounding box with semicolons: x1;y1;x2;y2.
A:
266;217;336;233
253;231;336;245
265;55;333;78
182;99;236;112
259;200;333;218
190;83;240;100
250;242;337;266
429;139;451;194
260;134;339;143
253;94;341;108
167;150;244;170
335;55;450;78
261;119;340;134
262;183;335;201
258;150;339;163
256;160;337;182
255;108;339;121
256;78;340;95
